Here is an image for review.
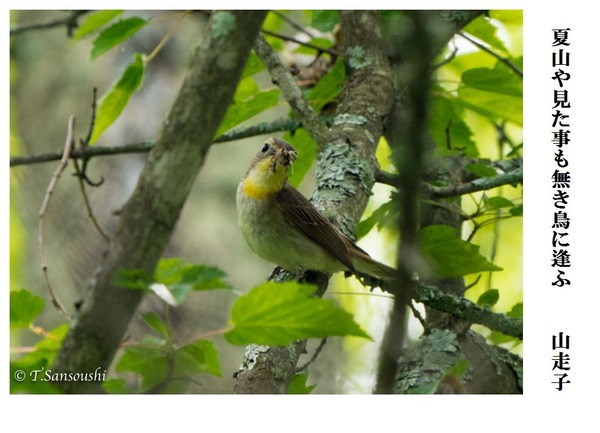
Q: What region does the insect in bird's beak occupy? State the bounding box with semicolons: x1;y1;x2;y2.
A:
270;148;298;172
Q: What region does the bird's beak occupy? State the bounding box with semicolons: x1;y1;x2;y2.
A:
270;148;297;172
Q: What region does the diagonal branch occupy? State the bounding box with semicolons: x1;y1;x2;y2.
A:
50;11;268;393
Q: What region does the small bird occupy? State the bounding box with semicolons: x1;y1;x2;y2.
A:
236;137;396;279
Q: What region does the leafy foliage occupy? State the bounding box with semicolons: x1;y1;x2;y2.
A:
225;281;372;345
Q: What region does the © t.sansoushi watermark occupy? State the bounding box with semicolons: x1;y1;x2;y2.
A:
13;367;107;384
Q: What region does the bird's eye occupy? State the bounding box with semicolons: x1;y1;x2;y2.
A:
261;143;270;153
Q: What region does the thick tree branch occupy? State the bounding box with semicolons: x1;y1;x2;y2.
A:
51;11;267;393
415;284;522;339
234;11;395;394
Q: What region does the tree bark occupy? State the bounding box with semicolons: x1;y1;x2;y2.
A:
233;10;395;394
51;11;267;393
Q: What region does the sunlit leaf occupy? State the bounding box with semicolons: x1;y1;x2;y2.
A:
142;312;171;339
90;53;145;143
10;289;45;328
420;225;502;278
72;10;124;40
91;17;148;60
216;88;280;136
225;281;371;346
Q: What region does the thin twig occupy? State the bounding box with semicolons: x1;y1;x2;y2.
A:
272;11;316;40
10;10;89;37
253;33;332;145
457;31;523;78
10;117;304;167
38;116;76;321
261;29;341;57
296;338;328;372
71;157;110;242
375;167;523;199
146;11;189;62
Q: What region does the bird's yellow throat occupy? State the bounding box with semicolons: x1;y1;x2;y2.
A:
242;157;288;200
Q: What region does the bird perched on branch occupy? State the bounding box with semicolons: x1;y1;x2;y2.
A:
236;137;395;279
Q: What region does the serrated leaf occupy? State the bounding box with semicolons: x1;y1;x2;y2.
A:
142;312;171;339
90;53;145;143
286;129;318;188
507;302;523;319
287;372;317;394
153;259;231;306
115;346;168;392
216;88;280;136
72;10;124;40
420;225;502;278
10;289;45;328
306;57;345;112
311;11;339;32
477;289;499;307
91;17;148;60
173;340;221;378
225;281;371;346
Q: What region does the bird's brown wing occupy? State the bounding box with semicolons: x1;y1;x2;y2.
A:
275;185;356;272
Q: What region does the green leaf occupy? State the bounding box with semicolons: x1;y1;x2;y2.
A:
72;10;124;40
444;357;470;379
112;267;152;290
507;302;523;319
115;346;168;392
457;87;522;126
463;16;509;54
10;289;45;328
306;57;345;113
510;204;523;216
142;312;171;339
90;53;145;143
484;196;515;211
293;37;334;55
286;129;318;188
91;17;148;60
466;162;497;178
477;289;499;307
153;258;231;306
173;340;221;378
102;378;131;394
287;372;317;394
311;11;340;32
225;281;371;346
429;95;478;156
461;66;522;97
356;199;396;240
216;88;280;136
241;52;265;79
420;225;502;278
